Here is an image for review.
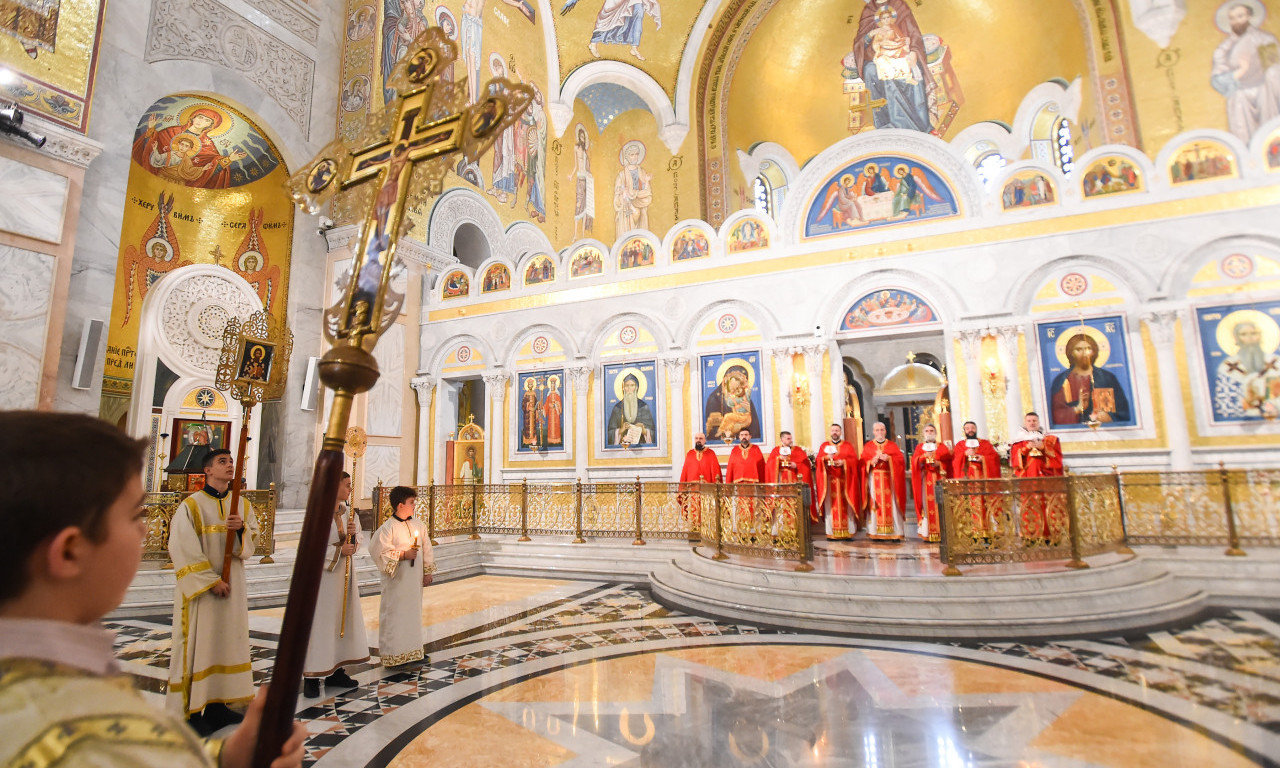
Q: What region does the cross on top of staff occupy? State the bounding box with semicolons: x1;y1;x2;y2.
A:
288;27;534;349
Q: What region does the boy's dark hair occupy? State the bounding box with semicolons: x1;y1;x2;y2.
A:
342;471;351;480
202;448;232;471
1;411;148;603
389;485;417;510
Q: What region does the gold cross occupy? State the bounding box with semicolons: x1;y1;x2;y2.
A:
210;245;224;268
291;30;533;347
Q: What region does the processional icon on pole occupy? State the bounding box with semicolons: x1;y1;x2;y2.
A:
249;27;535;767
213;309;294;591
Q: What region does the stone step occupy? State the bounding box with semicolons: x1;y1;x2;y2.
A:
649;552;1208;639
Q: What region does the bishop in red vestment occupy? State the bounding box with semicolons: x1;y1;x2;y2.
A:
815;423;861;540
1009;412;1065;541
951;420;1002;536
910;423;951;542
860;422;907;540
678;431;721;532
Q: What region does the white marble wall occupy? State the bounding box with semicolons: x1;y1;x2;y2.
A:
0;157;67;243
0;246;54;410
52;0;344;506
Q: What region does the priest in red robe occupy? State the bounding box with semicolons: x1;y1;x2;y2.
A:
765;430;813;538
951;420;1002;537
725;429;766;533
678;431;721;532
815;423;861;540
910;423;951;542
860;421;907;541
1010;412;1065;542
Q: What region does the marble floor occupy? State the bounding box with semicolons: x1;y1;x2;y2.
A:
106;575;1280;767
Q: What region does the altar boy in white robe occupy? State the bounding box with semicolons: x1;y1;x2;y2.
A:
369;485;433;667
167;448;259;736
302;472;370;697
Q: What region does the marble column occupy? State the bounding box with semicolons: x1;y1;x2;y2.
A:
483;372;507;483
410;375;435;484
569;366;591;479
995;325;1024;434
802;343;828;447
772;347;796;436
1142;310;1193;470
958;330;987;435
661;355;688;476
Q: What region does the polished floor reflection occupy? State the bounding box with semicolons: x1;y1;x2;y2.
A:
103;576;1280;767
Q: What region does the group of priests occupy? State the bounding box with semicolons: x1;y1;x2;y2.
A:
678;413;1064;543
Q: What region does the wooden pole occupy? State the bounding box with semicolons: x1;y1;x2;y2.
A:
221;404;253;586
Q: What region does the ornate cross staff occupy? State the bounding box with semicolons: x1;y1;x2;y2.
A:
213;310;293;590
253;28;532;766
339;426;366;638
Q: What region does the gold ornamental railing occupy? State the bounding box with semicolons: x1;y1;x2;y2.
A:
938;465;1280;574
142;484;278;567
374;480;813;570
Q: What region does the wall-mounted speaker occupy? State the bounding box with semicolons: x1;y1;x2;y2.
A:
71;319;104;390
301;356;321;411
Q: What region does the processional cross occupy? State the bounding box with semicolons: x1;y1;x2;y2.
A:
251;29;532;766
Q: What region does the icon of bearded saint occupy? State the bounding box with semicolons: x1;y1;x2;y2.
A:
1215;318;1280;419
607;373;655;446
704;365;760;441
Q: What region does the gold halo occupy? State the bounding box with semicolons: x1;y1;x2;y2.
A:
894;164;909;177
715;357;755;391
176;103;234;138
547;374;561;389
613;367;648;400
839;173;855;187
1216;309;1280;356
863;162;880;175
1054;325;1112;369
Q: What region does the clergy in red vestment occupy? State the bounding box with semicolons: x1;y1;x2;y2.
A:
815;423;861;540
860;422;907;540
1009;412;1065;542
910;423;951;542
765;431;814;537
678;431;722;532
950;420;1001;537
725;429;766;532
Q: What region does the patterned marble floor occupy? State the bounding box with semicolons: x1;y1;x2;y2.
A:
105;575;1280;767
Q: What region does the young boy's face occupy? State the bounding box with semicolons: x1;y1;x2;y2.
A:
80;473;147;621
206;453;235;484
396;499;415;518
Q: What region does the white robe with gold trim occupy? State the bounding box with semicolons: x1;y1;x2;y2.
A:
303;506;371;677
166;488;259;716
368;515;432;667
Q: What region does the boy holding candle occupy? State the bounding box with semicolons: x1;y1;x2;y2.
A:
368;486;433;667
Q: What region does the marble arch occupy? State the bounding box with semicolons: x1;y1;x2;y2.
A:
503;323;580;369
425;187;508;264
585;313;675;357
1160;234;1280;300
819;269;964;335
676;299;780;350
1009;254;1152;316
425;333;498;375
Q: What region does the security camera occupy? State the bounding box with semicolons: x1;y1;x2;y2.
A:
317;217;335;236
0;105;45;148
813;324;823;338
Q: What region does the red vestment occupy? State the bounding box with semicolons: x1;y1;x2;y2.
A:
765;445;814;536
677;446;721;532
1010;433;1064;540
725;444;766;533
860;440;907;540
951;437;1001;536
911;442;952;542
679;447;722;483
725;444;766;483
815;440;861;538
